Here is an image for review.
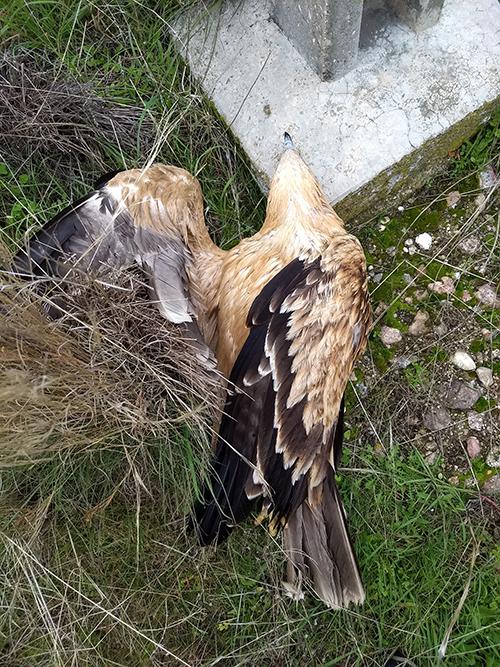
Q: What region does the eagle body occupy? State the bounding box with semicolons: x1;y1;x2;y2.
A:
14;143;371;608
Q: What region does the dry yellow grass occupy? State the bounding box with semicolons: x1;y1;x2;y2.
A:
0;250;221;466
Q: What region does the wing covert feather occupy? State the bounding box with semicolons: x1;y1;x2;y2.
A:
12;165;219;371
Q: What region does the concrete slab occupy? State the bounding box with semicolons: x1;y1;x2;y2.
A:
172;0;500;217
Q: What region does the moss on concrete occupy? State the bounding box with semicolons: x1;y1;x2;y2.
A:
336;100;499;222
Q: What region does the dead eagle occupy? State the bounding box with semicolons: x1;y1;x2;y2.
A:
13;135;371;608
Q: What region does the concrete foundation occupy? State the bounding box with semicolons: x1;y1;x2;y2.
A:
172;0;500;217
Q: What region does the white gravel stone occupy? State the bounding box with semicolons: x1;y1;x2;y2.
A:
415;232;433;250
474;193;486;209
451;351;476;371
479;165;498;190
467;411;485;432
476;367;494;388
409;310;429;336
466;436;481;459
476;284;500;308
434;321;448;337
356;382;369;398
415;289;428;301
429;276;455;294
445;190;461;208
462;290;472;302
482;475;500;496
393;355;415;369
380;326;402;347
458;236;480;255
486;446;500;469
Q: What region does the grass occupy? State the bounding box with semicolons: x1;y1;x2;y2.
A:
452;110;500;176
0;1;499;665
0;0;265;250
1;448;498;666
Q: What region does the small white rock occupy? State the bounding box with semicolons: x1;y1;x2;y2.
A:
397;205;404;212
415;289;428;301
415;232;433;250
479;165;498;190
462;290;472;302
467;411;485;432
486;445;500;469
434;321;448;337
429;276;455;295
393;355;415;369
451;351;476;371
404;238;414;247
476;284;500;309
476;367;493;388
445;191;461;208
374;302;388;317
482;475;500;496
458;236;480;255
466;436;481;459
380;325;402;347
409;310;429;336
474;193;486;209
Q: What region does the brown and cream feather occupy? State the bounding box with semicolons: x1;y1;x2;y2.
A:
13;143;371;608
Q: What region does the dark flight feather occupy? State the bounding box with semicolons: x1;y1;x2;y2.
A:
193;256;332;544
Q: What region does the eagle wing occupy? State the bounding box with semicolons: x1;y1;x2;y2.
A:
194;235;371;543
12;165;218;370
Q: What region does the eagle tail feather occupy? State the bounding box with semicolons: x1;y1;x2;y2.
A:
284;475;364;608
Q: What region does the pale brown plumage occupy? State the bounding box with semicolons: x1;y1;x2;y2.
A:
14;143;371;608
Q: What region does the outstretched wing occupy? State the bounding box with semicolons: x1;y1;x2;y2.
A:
194;235;371;543
12;165;218;369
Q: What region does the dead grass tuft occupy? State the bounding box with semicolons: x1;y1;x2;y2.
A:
0;49;154;174
0;250;221;466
